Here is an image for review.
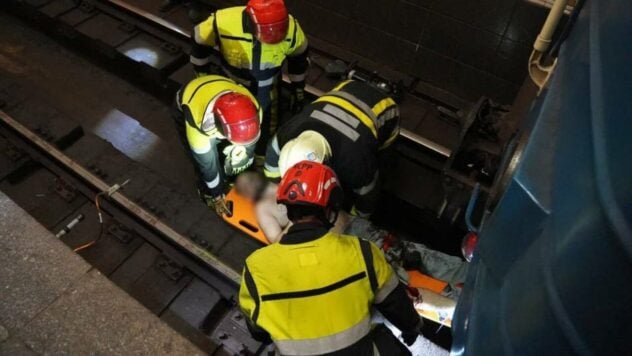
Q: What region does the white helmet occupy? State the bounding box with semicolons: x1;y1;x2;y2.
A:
279;130;332;177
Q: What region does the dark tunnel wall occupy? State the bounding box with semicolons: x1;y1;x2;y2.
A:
285;0;551;104
206;0;551;104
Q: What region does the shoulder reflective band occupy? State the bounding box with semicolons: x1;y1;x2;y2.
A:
323;104;360;129
310;110;360;142
315;94;377;138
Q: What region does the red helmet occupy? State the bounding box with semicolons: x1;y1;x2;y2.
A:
277;161;342;212
246;0;289;44
213;92;260;145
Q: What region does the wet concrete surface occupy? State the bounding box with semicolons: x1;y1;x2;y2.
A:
0;12;198;196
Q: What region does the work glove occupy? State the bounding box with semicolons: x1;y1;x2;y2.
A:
223;145;254;176
289;82;305;114
211;195;231;216
198;187;231;216
202;193;230;216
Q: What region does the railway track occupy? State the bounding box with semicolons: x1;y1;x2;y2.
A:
0;109;260;354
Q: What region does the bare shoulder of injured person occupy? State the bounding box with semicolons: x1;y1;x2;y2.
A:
262;184;289;228
255;187;290;243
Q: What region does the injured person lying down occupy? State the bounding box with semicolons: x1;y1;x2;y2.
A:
235;171;468;299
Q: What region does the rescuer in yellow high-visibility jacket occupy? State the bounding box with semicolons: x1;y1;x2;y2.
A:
239;161;422;355
174;75;262;215
190;0;309;154
263;79;401;217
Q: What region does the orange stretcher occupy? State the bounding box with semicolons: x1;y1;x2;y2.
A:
223;188;269;245
407;271;448;294
223;187;450;303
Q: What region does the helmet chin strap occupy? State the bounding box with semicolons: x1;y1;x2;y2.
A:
324;209;339;230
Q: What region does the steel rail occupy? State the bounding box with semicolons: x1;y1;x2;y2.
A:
104;0;452;158
0;109;242;285
106;0;191;38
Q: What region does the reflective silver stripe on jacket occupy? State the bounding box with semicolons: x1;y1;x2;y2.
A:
191;140;212;154
374;272;399;304
258;77;276;87
264;163;280;174
274;316;371;355
193;25;204;44
288;72;306;82
271;136;280;154
310;110;360;142
190;55;212;66
376;106;399;127
205;174;220;189
260;61;278;70
323;104;360;129
353;171;379;196
327;90;378;128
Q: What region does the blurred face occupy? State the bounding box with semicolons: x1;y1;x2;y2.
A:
235;171;266;201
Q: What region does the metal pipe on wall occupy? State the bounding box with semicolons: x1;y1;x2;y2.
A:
529;0;570;90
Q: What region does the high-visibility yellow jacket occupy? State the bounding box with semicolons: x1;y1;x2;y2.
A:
239;223;418;355
176;75;261;196
190;6;308;91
